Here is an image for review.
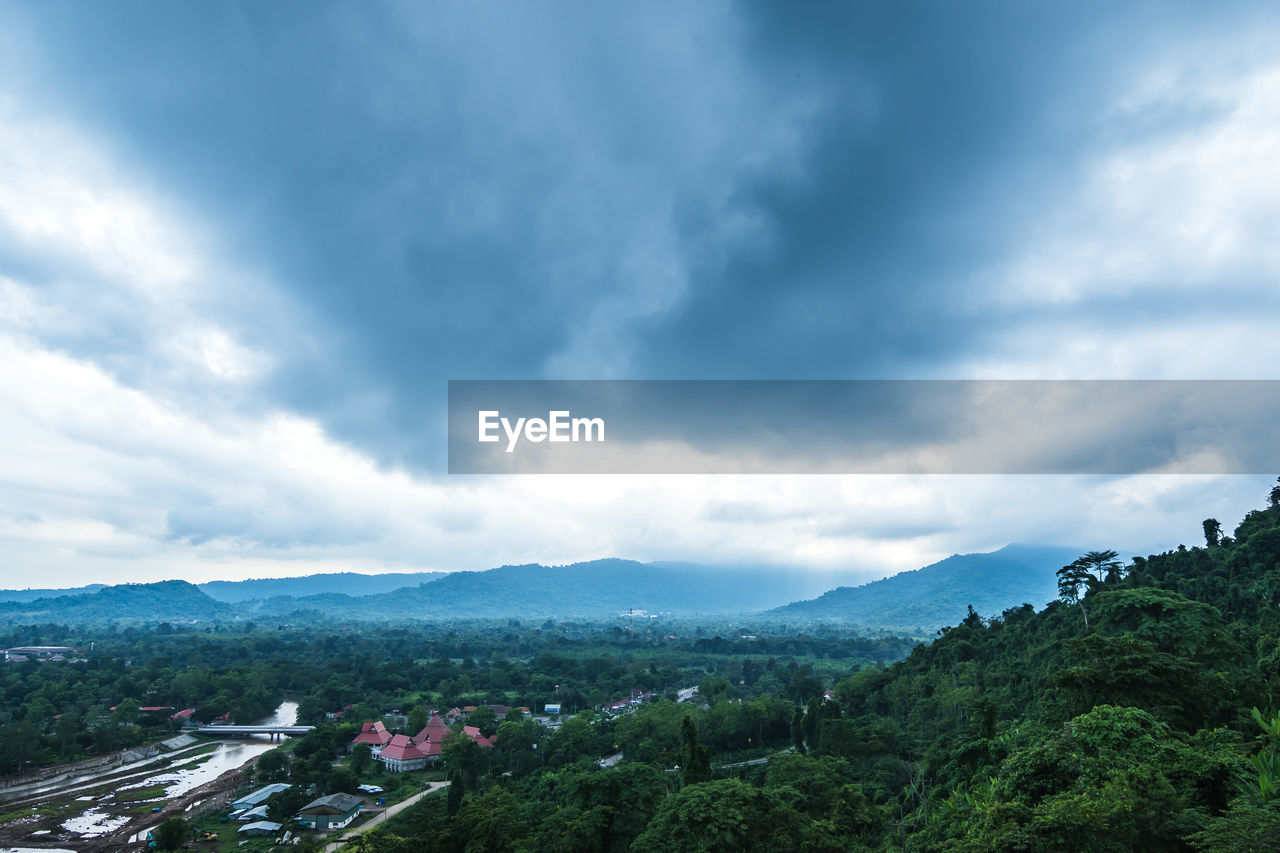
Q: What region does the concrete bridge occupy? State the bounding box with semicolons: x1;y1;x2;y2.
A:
194;724;315;740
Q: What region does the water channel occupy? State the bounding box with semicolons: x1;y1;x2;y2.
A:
53;701;299;841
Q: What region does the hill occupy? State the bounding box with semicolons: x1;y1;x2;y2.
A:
0;580;234;625
805;487;1280;849
197;570;446;603
768;543;1084;633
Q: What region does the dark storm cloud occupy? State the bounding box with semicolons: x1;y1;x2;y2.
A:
4;1;772;465
635;1;1280;376
3;0;1277;478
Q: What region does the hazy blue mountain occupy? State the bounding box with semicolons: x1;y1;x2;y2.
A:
0;584;107;603
767;544;1086;634
1;547;1091;628
245;559;849;620
0;580;234;625
198;571;446;603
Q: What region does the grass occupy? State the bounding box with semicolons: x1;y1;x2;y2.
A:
126;801;169;815
0;805;55;823
189;811;256;852
121;784;169;801
189;810;320;853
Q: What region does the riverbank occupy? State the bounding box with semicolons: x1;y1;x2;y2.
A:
0;703;298;851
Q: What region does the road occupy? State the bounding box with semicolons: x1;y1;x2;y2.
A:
325;782;447;852
714;746;796;770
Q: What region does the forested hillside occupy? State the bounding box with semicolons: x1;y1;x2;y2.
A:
768;543;1081;632
343;481;1280;852
0;580;233;626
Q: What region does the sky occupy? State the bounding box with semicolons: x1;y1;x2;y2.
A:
1;1;1279;588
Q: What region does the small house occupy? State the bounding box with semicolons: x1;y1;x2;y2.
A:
296;792;363;830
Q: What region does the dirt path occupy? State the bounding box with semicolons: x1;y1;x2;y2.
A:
324;782;446;852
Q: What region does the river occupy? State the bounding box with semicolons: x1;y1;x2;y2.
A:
123;700;299;799
56;701;300;841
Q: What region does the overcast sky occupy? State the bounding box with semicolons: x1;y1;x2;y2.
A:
1;2;1278;588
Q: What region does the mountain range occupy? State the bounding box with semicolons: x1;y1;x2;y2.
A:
0;545;1089;632
231;560;848;620
767;544;1084;633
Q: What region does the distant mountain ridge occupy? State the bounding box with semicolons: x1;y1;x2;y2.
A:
241;559;846;620
0;560;846;624
198;571;447;603
0;546;1094;629
767;544;1084;633
0;580;233;625
0;583;107;603
0;573;451;606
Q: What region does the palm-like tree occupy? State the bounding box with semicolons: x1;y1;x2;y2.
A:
1056;559;1094;629
1080;549;1123;584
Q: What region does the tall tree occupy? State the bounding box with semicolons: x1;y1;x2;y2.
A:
1056;559;1094;629
447;773;464;816
679;716;711;786
1203;518;1223;547
1080;549;1123;584
350;743;373;776
408;705;429;733
790;706;806;754
443;731;485;790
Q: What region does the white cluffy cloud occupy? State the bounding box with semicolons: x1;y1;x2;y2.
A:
0;45;1277;590
969;59;1280;379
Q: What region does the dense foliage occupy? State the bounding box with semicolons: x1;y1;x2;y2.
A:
8;481;1280;851
343;482;1280;851
0;619;909;775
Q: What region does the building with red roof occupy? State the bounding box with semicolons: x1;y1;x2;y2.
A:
351;720;393;749
375;733;442;772
367;711;494;773
419;713;451;744
462;725;496;748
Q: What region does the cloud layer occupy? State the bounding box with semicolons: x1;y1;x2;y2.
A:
1;2;1278;586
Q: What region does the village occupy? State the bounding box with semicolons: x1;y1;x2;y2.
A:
212;689;661;843
177;691;651;849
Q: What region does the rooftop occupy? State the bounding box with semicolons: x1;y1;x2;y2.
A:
299;792;364;815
